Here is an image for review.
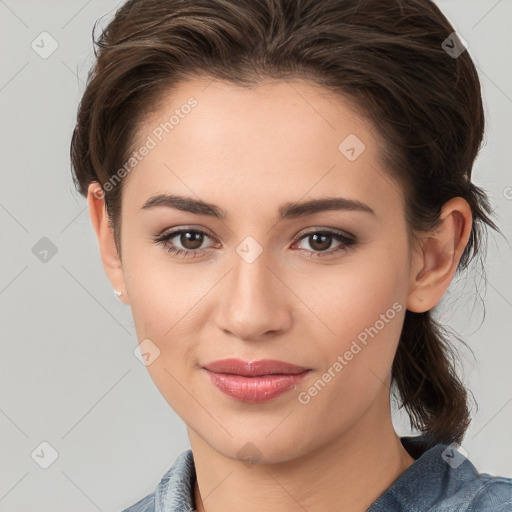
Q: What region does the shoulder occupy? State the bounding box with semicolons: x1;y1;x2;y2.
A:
369;437;512;512
407;436;512;511
423;446;512;511
463;475;512;511
434;448;512;511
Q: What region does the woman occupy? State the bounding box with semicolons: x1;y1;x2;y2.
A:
70;0;512;510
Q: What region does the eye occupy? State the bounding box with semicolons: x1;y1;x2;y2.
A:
153;227;357;259
153;228;218;258
292;229;357;258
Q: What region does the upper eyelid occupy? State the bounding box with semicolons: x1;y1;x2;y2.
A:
297;227;354;238
157;226;353;239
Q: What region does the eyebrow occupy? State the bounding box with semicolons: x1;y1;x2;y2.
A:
140;194;376;219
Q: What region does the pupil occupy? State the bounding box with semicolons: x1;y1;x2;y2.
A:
181;232;203;250
310;233;331;251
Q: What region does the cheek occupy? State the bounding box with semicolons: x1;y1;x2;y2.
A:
314;249;407;336
123;245;216;383
123;238;198;334
308;244;409;383
124;256;202;412
299;280;406;427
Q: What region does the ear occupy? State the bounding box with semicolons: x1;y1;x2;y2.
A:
406;197;473;313
87;182;130;305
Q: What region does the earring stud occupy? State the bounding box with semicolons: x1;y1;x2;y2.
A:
114;289;123;297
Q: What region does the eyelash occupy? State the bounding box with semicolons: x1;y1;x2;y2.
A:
153;228;357;259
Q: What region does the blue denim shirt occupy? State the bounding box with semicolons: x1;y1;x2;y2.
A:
121;436;512;511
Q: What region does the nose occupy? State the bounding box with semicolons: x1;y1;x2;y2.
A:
213;249;293;343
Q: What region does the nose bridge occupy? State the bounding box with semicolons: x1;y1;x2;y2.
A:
215;237;291;340
233;244;271;296
230;239;278;310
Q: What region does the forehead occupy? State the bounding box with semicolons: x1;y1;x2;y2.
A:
124;77;403;219
136;77;370;148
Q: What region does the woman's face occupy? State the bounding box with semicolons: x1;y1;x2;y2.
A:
112;78;417;463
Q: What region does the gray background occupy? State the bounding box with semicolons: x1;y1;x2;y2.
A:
0;1;511;510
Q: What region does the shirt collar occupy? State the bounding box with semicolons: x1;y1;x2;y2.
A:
153;436;476;512
368;436;478;511
155;449;196;512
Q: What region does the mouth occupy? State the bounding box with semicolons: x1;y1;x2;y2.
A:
201;358;312;403
201;358;311;377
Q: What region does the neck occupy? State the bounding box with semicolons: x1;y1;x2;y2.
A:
190;398;415;512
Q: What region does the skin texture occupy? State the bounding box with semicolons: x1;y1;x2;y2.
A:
87;78;473;511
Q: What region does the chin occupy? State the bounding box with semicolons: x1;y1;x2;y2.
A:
205;431;312;467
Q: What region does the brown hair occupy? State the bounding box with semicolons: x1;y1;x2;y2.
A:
70;0;503;446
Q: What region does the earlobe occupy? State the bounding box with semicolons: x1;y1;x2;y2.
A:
87;182;130;305
406;198;472;313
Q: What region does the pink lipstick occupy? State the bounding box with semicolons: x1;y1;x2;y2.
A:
202;358;311;403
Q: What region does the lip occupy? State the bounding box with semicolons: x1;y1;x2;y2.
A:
202;358;310;376
201;358;311;403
